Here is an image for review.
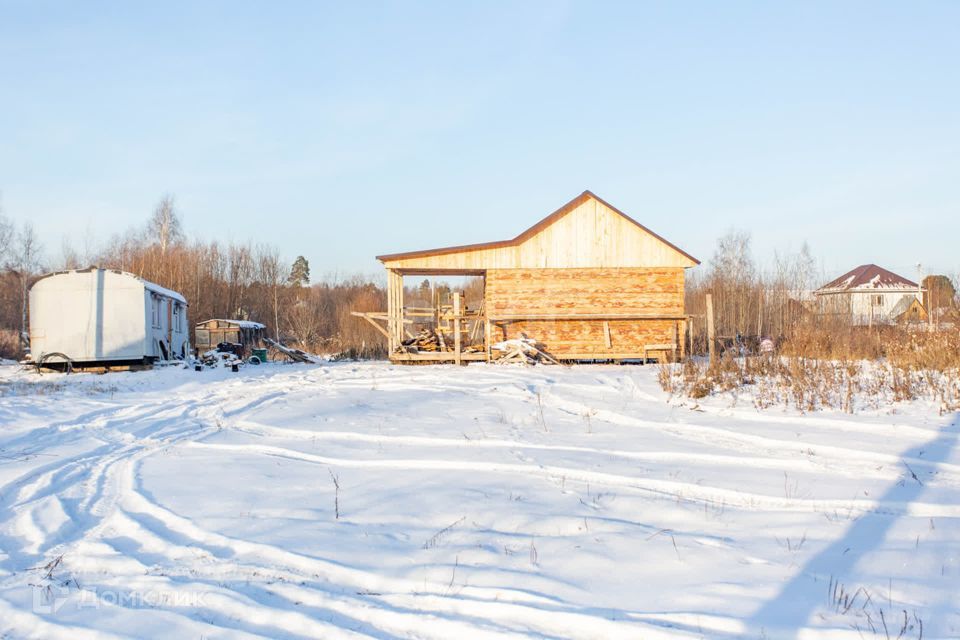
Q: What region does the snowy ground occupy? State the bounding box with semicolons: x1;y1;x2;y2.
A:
0;361;957;639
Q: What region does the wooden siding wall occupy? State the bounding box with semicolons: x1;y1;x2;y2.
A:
486;268;684;358
486;268;683;316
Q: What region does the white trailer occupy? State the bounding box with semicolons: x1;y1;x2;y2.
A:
29;268;190;366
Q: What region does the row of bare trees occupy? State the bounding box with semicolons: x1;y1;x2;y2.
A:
686;231;819;347
4;196;957;362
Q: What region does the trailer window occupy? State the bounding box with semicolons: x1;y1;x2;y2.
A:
152;297;162;328
173;304;183;332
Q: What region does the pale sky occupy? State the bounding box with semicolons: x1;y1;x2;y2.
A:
1;1;957;283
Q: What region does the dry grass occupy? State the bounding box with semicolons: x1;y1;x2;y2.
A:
661;328;960;414
0;329;22;361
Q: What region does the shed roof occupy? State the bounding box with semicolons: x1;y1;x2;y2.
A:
890;295;926;320
376;190;699;269
197;319;266;330
817;264;919;293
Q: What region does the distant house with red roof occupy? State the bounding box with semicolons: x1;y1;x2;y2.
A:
814;264;926;326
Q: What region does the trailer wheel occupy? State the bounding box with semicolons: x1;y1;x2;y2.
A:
37;352;74;374
248;355;261;365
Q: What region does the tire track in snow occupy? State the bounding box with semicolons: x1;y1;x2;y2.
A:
0;377;312;635
232;421;903;482
101;474;650;639
186;441;960;518
3;364;952;638
1;370;545;639
544;392;960;485
100;481;696;640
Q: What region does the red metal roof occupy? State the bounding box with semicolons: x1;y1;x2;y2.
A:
818;264;919;292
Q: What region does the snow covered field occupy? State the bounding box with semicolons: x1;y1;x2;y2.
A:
0;361;957;639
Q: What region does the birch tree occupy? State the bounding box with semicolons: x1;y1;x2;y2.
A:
148;195;184;256
12;223;43;337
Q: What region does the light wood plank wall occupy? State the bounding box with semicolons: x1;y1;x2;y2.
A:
486;267;684;357
380;198;697;271
486;268;684;316
493;319;678;357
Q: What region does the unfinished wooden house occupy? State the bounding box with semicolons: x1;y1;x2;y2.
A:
359;191;699;364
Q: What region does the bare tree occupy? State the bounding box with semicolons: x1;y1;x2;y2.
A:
0;211;13;266
11;223;43;338
147;194;184;256
256;245;286;340
708;229;757;338
226;243;255;318
57;238;82;270
285;294;328;348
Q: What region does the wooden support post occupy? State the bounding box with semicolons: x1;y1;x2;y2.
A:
484;318;492;362
706;293;716;368
453;292;462;366
469;298;485;343
386;270;395;354
387;270;405;355
603;321;612;349
397;273;405;351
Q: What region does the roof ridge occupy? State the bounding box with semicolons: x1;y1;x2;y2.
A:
376;191;700;265
818;264;920;291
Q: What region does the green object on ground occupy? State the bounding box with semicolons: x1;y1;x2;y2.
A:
251;348;268;363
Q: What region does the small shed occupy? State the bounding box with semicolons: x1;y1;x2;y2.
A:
891;296;928;324
29;268;189;365
194;319;266;355
815;264;925;326
362;190;699;363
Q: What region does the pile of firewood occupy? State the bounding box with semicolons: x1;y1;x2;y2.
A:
402;329;444;352
401;328;485;354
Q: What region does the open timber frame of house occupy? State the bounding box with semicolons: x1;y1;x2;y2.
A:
354;190;700;365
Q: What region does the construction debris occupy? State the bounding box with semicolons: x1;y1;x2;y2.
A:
263;338;324;364
402;329;442;352
491;336;561;365
200;348;243;369
400;328;484;355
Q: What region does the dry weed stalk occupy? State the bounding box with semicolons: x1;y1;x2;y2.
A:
661;327;960;413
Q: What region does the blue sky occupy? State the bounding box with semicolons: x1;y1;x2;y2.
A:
1;1;957;281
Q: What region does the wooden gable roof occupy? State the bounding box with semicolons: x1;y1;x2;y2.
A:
377;191;700;271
